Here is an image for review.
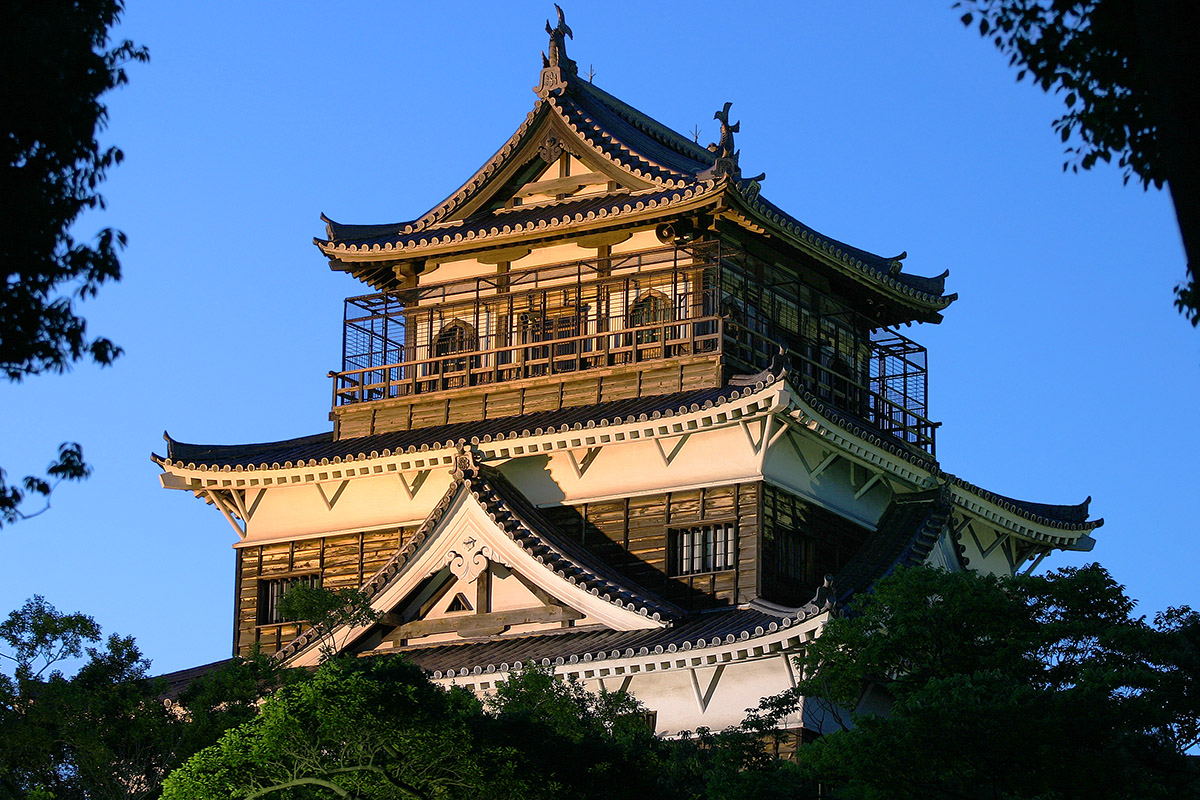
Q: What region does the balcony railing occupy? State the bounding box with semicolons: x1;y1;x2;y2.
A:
331;243;936;455
333;316;724;402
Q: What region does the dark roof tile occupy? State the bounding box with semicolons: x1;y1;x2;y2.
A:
389;606;813;677
833;487;953;602
162;382;762;470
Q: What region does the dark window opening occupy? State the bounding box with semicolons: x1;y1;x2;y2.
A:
257;574;320;626
446;592;473;613
433;320;477;374
627;291;671;344
762;487;870;604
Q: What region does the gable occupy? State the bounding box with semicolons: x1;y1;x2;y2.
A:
282;467;669;667
445;112;651;223
371;559;590;650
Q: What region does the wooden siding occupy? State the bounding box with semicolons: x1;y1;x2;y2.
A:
234;483;771;656
332;354;722;439
542;482;760;610
234;527;408;657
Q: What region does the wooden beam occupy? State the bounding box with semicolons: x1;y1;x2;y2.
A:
476;562;491;615
516;172;609;198
383;605;583;643
205;489;246;539
810;451;839;479
854;471;884;500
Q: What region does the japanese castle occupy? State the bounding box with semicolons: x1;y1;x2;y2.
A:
155;10;1101;736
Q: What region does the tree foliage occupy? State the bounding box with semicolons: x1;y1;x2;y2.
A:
0;597;279;800
163;658;798;800
757;565;1200;799
163;657;528;800
486;666;665;800
955;0;1200;324
0;0;147;526
957;0;1158;186
276;584;380;662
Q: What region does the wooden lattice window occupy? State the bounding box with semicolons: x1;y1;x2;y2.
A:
257;573;320;626
627;291;671;343
669;523;737;576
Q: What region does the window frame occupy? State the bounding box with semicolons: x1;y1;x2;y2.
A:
668;521;738;577
256;572;321;627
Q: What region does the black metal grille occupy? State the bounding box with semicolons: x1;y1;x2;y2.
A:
333;242;937;454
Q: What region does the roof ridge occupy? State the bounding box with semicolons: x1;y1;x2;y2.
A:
568;78;717;167
551;92;700;183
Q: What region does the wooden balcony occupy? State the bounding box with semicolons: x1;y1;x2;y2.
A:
330;243;936;455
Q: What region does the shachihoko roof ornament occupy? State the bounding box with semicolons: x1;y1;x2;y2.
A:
537;4;576;96
699;101;766;186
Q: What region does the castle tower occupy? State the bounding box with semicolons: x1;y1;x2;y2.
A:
155;11;1100;736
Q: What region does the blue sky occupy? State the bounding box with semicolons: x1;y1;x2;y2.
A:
2;2;1195;675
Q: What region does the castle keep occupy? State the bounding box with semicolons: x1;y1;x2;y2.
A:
155;11;1100;735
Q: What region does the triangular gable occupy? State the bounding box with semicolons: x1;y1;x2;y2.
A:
430;105;658;225
323;76;713;246
280;452;674;667
373;559;586;647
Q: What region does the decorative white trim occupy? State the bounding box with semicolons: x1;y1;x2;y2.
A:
432;608;829;690
158;388;775;491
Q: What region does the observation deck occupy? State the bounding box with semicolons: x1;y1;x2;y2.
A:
330;243;935;455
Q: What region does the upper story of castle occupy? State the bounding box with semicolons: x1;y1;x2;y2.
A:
315;10;955;456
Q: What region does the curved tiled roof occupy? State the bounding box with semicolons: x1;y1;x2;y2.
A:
550;84;712;182
275;451;682;663
782;372;939;469
157;379;772;472
778;372;1100;534
947;475;1103;532
730;190;955;310
568;78;717;169
315;61;954;318
320;185;717;256
832;487;955;602
396;605;825;680
405;485;954;679
158;367;1099;536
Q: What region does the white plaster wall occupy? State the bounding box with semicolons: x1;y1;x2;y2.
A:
956;519;1025;577
609;229;661;255
498;424;763;507
762;431;893;529
239;469;454;542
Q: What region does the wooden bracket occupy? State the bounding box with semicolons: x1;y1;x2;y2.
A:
205;489;246;539
398;469;431;500
810;451;839;479
690;664;726;713
654;433;691;467
316;480;350;510
567;447;602;478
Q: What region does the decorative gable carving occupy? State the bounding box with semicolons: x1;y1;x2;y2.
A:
281;453;674;667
